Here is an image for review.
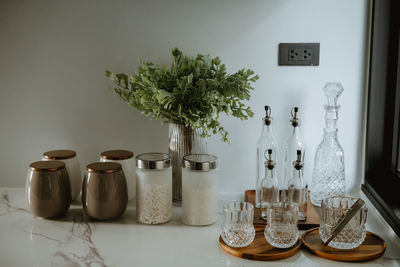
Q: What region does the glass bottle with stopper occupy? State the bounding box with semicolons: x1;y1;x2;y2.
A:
287;150;308;221
256;105;278;208
282;107;305;201
310;83;345;206
260;149;279;220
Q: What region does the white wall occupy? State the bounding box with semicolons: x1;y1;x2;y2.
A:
0;0;368;194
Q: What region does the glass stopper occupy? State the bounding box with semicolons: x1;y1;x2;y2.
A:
323;82;344;106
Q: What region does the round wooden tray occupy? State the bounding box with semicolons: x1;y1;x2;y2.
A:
219;230;301;261
301;227;386;262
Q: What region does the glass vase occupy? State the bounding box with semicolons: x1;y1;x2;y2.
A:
168;123;207;204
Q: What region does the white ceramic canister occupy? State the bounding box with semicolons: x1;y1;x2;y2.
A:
42;149;82;200
182;154;218;226
100;150;136;200
136;153;172;224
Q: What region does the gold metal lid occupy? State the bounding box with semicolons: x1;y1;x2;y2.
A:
30;161;65;172
101;150;134;160
86;162;122;173
43;149;76;160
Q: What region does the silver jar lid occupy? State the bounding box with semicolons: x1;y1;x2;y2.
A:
136;153;171;170
182;154;218;171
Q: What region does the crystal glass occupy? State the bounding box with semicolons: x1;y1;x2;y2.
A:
256;106;278;208
264;202;299;248
311;83;345;206
221;201;255;247
319;196;367;249
169;123;207;204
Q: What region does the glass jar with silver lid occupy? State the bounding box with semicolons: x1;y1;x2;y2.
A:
182;154;218;226
136;153;172;224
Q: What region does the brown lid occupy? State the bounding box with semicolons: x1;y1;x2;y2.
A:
30;161;65;172
43;149;76;160
86;162;122;173
101;150;134;160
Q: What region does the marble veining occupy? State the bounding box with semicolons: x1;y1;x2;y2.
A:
22;230;63;244
1;189;105;266
0;188;399;267
47;211;106;266
61;213;106;267
1;190;30;216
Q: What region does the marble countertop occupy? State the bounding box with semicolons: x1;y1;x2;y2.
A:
0;188;399;267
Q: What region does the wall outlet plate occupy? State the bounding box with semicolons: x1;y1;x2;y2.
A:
278;43;320;66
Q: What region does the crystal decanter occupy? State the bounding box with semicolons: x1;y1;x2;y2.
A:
310;83;345;206
255;106;278;208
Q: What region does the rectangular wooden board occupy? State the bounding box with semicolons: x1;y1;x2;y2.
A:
245;189;321;230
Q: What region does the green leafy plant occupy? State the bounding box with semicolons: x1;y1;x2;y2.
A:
105;48;258;142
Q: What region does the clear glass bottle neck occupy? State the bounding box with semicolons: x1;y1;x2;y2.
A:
291;125;301;135
323;105;340;138
323;129;338;141
261;123;273;136
292;168;303;181
264;168;275;180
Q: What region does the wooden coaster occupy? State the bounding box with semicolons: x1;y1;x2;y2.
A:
245;189;321;230
301;228;386;262
219;230;301;261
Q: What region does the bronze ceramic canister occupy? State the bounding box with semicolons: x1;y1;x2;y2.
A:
82;162;128;220
25;161;71;218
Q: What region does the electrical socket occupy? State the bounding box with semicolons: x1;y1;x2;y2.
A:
289;48;312;61
279;43;320;66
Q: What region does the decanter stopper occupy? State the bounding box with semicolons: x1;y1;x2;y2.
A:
323;83;344;106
